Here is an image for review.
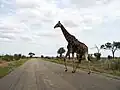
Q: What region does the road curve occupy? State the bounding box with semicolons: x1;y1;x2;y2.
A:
0;59;120;90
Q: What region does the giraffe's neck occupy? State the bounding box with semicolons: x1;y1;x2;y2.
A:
60;25;72;42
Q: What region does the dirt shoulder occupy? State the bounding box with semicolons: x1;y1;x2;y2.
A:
0;59;28;78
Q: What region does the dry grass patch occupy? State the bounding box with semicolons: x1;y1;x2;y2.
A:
0;59;28;78
43;58;120;77
0;60;9;68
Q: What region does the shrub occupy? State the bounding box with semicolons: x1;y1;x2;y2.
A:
110;59;120;71
94;53;101;60
14;54;21;60
108;55;112;60
21;55;26;59
41;55;44;58
103;59;120;71
2;54;14;61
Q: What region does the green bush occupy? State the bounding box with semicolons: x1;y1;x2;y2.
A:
0;54;27;61
110;59;120;71
2;54;14;61
14;54;21;60
94;53;101;60
21;55;26;59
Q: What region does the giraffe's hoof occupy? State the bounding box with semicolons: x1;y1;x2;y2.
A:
65;69;68;72
72;71;75;73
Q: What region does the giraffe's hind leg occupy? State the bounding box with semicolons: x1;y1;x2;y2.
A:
85;52;91;74
71;52;76;73
72;59;75;73
87;61;91;74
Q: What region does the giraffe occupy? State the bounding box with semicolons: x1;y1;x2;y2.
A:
54;21;91;74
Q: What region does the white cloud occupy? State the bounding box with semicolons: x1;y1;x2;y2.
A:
0;33;16;40
0;0;120;56
19;35;33;42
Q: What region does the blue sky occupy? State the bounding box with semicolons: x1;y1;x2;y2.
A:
0;0;120;57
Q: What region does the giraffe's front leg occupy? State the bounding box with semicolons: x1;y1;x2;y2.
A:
64;58;68;72
71;52;76;73
64;51;70;72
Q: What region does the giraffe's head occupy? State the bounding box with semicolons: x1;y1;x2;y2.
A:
54;21;62;29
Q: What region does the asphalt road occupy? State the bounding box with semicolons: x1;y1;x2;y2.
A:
0;59;120;90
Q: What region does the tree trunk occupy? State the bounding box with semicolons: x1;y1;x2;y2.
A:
30;55;32;58
60;54;62;58
112;51;115;59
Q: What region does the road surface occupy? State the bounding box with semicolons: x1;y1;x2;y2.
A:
0;59;120;90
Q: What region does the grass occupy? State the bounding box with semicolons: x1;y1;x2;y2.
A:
0;67;10;78
43;58;120;77
0;59;28;78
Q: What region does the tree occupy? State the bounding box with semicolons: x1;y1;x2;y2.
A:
57;47;66;58
18;54;22;58
101;41;120;58
28;52;35;58
41;55;44;58
91;44;101;60
94;45;101;60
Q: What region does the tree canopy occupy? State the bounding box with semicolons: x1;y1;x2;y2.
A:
57;47;66;58
28;52;35;58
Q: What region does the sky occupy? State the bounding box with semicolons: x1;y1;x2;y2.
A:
0;0;120;57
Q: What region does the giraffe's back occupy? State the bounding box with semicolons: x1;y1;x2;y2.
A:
71;40;88;54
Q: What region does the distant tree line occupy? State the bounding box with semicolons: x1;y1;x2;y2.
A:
0;54;27;61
